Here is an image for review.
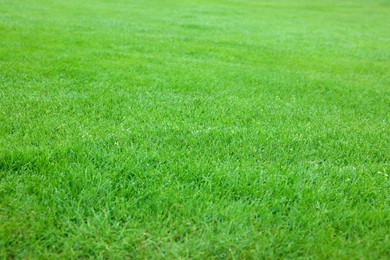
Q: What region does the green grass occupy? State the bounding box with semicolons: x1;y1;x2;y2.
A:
1;0;389;258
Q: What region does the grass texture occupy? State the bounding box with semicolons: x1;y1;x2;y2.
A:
1;0;389;258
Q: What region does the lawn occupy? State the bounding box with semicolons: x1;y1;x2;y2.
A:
0;0;389;258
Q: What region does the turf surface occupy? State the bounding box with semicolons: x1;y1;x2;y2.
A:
1;0;389;258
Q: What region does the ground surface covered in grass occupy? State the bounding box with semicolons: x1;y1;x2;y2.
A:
1;0;389;258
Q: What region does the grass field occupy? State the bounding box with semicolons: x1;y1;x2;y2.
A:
1;0;389;258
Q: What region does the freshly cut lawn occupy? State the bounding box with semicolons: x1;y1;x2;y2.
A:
1;0;389;258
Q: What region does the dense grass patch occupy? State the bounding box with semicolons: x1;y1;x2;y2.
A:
1;0;389;258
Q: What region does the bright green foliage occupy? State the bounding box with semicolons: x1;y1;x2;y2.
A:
0;0;389;258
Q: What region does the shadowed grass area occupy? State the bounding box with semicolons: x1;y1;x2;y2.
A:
0;0;389;258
